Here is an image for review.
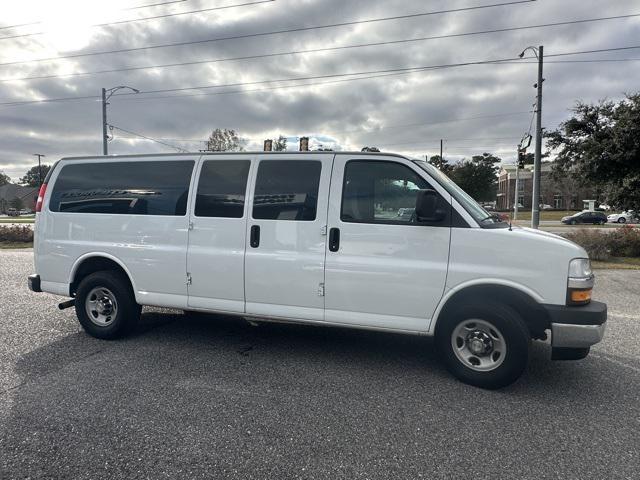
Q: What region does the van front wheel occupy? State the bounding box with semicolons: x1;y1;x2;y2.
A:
75;271;141;339
436;303;530;389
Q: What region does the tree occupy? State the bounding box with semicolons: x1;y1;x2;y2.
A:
273;135;287;152
10;197;24;210
361;146;380;152
20;164;51;187
0;171;10;186
428;155;452;174
448;153;501;202
546;93;640;210
204;128;243;152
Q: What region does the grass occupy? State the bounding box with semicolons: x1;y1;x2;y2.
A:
0;218;35;224
592;257;640;270
0;242;33;249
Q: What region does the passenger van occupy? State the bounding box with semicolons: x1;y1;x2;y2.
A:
29;152;607;389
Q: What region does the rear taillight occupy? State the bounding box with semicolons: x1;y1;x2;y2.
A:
35;183;47;212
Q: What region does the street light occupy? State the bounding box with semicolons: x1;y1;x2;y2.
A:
101;85;140;155
518;45;544;229
518;46;538;59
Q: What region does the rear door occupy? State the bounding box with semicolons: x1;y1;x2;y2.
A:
324;155;451;332
244;154;333;321
187;156;253;313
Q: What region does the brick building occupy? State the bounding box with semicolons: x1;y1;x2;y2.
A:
496;163;597;211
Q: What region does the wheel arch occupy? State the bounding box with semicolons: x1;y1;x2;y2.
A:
69;253;137;299
430;281;551;340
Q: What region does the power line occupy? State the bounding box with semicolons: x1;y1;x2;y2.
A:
108;124;189;152
0;56;524;106
126;0;191;11
0;0;276;40
0;0;194;32
2;45;639;107
3;11;637;83
0;0;535;67
377;138;521;147
498;58;640;64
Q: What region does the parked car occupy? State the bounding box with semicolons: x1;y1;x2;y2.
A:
561;211;608;225
607;211;636;224
540;204;553;210
7;208;19;217
29;152;607;389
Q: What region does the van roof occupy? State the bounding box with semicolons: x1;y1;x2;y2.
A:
58;151;411;161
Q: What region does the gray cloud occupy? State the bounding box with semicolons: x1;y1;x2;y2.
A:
0;0;639;179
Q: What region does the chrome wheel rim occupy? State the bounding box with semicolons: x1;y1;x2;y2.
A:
451;319;506;372
85;287;118;326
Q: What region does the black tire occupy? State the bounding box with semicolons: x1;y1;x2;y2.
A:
75;270;141;339
618;217;626;224
436;303;530;389
570;220;576;225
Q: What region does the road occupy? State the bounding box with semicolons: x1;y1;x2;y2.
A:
1;250;639;479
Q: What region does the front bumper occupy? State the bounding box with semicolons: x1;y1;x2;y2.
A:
543;301;607;348
28;274;41;293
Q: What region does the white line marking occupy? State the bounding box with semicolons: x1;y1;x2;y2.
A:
590;353;640;374
609;312;639;321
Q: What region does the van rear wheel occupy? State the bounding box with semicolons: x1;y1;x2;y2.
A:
75;271;140;339
436;303;530;389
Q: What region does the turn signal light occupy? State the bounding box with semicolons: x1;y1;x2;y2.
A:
570;289;592;304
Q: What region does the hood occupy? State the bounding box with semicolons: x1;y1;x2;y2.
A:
514;226;588;256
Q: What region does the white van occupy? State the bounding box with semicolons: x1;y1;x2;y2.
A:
28;152;606;388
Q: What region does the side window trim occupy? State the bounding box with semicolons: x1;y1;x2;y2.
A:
339;159;450;227
49;159;195;216
193;158;252;218
251;159;323;222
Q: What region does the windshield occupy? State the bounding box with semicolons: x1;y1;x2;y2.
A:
413;160;505;226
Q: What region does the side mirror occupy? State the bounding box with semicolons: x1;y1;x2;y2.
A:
415;189;447;223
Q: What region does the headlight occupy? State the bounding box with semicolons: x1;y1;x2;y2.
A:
567;258;594;305
568;258;592;278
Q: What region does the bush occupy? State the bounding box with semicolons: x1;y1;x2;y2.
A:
0;225;34;243
562;229;611;260
608;225;640;257
562;226;640;260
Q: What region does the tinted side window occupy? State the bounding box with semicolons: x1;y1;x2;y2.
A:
195;160;250;218
50;161;194;215
341;160;437;224
252;160;321;221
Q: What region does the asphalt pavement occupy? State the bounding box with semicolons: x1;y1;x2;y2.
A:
1;250;639;479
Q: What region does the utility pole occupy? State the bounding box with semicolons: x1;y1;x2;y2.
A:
440;139;443;162
33;153;45;186
532;46;544;229
102;88;108;155
101;85;139;155
513;151;519;221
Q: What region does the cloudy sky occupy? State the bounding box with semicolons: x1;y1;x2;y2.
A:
0;0;638;180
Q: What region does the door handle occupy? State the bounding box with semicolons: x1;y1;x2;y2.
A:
250;225;260;248
328;227;340;252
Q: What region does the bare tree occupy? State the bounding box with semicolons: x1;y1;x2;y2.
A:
273;135;287;152
205;129;243;152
